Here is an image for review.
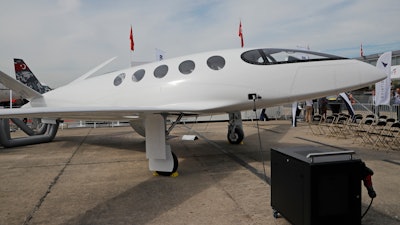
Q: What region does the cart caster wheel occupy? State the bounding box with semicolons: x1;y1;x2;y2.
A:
273;209;280;219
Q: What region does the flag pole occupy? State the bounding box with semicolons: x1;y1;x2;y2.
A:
130;50;133;67
9;89;12;109
360;43;364;57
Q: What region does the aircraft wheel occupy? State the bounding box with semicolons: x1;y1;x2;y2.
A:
227;127;244;144
156;152;179;176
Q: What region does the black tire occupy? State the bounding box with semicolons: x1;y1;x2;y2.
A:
156;152;179;176
227;127;244;144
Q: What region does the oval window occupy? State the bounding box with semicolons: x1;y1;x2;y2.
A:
154;65;168;78
113;73;126;86
207;56;225;70
132;69;145;82
179;60;195;75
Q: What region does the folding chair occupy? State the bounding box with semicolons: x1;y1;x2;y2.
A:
352;114;363;123
352;118;374;144
386;118;396;125
378;115;388;122
348;114;363;134
370;121;387;148
308;114;323;135
340;113;352;135
366;114;375;118
319;115;336;136
382;122;400;150
365;114;376;122
375;118;397;148
331;115;350;138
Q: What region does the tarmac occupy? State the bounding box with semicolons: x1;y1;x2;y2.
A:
0;120;399;225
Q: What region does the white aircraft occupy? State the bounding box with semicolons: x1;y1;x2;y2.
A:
0;48;386;176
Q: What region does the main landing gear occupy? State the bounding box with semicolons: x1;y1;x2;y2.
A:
145;114;179;177
227;111;244;144
145;112;244;176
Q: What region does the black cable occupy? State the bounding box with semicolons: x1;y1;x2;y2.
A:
252;98;269;184
361;198;374;220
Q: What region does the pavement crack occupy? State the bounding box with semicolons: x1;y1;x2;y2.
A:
22;129;92;225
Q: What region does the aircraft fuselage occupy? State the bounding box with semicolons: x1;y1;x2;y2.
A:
28;48;384;117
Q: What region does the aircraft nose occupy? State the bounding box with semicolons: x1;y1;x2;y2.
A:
358;60;387;85
290;59;388;100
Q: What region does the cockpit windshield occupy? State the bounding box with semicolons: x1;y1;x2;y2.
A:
241;48;346;65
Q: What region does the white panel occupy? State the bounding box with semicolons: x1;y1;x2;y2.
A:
145;114;166;159
148;145;174;172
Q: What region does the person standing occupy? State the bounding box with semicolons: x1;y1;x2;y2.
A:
394;88;400;104
318;97;328;120
394;88;400;120
305;99;313;123
260;108;269;121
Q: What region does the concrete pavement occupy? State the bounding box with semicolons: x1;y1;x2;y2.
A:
1;120;399;224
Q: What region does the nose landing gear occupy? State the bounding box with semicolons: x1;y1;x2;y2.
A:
227;111;244;144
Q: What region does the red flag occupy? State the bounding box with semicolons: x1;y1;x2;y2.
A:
238;21;244;48
130;26;134;51
360;43;364;57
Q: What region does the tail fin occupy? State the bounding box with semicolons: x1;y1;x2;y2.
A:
14;59;52;94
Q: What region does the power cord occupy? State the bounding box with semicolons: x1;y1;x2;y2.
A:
250;95;269;184
361;198;374;220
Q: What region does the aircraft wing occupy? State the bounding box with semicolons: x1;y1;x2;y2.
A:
0;107;142;120
0;70;42;100
0;101;234;120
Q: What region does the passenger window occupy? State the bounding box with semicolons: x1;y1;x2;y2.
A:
207;56;225;70
132;69;145;82
113;73;126;86
154;65;168;78
179;60;195;74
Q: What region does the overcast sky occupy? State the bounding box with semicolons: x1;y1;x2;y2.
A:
1;0;399;87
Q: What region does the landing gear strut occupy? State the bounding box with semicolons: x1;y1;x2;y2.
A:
145;114;179;176
227;111;244;144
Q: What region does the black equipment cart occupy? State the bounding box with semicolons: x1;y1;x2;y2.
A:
271;146;362;225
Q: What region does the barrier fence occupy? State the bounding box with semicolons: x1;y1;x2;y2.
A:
263;103;400;122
